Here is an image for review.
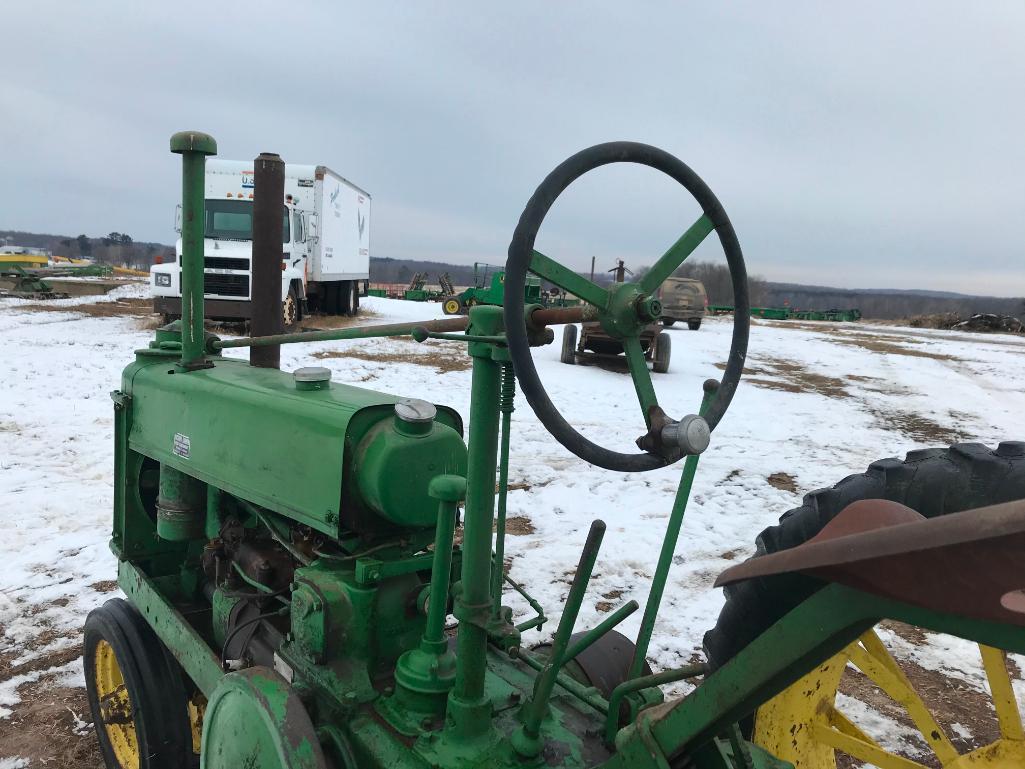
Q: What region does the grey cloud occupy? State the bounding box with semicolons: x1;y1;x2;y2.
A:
2;1;1022;295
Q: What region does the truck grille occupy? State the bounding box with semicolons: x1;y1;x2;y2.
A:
205;256;249;270
204;273;249;297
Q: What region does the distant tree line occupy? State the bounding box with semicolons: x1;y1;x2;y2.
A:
0;230;173;269
5;234;1018;320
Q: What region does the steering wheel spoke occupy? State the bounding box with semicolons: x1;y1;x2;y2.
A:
622;336;659;427
638;214;716;296
529;249;610;309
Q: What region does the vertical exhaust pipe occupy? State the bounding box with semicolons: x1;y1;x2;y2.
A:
170;131;217;369
250;152;285;369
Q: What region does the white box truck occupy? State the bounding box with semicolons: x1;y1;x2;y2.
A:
151;159;371;326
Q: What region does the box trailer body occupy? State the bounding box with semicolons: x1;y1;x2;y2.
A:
151;159;371;323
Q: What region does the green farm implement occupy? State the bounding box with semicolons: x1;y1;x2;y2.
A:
707;306;862;322
84;133;1025;769
0;265;72;299
441;263;544;315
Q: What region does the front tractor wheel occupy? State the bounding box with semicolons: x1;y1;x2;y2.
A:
84;598;193;769
704;442;1025;769
443;297;463;315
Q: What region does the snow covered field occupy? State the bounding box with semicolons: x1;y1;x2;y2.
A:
2;289;1024;766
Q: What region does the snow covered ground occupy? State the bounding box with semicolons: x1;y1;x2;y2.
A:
2;290;1024;765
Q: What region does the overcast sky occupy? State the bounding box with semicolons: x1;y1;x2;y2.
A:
3;2;1023;295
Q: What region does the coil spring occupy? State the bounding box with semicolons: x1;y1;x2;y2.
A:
500;362;516;414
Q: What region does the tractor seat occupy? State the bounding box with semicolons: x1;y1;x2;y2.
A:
716;498;1025;627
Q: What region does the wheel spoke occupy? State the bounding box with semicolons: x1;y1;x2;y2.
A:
622;336;658;427
638;214;715;295
825;704;881;748
980;644;1025;741
849;634;960;765
529;249;609;308
811;721;932;769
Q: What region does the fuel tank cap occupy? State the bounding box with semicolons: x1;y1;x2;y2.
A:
293;366;332;391
394;398;437;424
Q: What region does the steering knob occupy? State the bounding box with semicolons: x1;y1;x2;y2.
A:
661;414;710;455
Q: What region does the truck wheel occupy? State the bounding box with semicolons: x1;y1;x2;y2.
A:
443;298;463;315
652;331;671;373
703;442;1025;769
341;281;354;316
687;319;701;330
84;598;193;769
663;318;676;327
561;324;578;364
347;281;359;317
282;288;299;331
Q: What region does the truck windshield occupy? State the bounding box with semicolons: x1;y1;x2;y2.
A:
204;200;290;243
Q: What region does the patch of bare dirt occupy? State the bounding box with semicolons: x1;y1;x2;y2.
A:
0;680;102;768
0;636;102;769
867;407;966;444
830;334;959;361
500;481;532;493
766;472;799;493
503;516;536;536
881;620;930;646
90;580;119;593
717;358;850;399
300;309;380;330
312;339;471;373
13;298;154;318
596;589;626;613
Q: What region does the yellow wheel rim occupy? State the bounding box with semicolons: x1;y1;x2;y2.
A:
444;299;461;314
754;627;1025;769
188;691;206;755
93;639;140;768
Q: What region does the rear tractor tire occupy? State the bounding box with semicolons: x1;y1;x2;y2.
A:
84;598;194;769
561;324;578;364
703;441;1025;769
652;331;671;373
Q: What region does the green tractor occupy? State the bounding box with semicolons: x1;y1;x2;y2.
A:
441;263;544;315
84;133;1025;769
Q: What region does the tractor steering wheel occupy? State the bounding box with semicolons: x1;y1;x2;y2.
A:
504;142;750;473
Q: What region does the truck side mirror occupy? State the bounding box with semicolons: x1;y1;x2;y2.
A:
174;204;182;234
307;213;319;243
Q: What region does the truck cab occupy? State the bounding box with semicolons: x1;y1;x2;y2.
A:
152;197;308;326
151;159;371;327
